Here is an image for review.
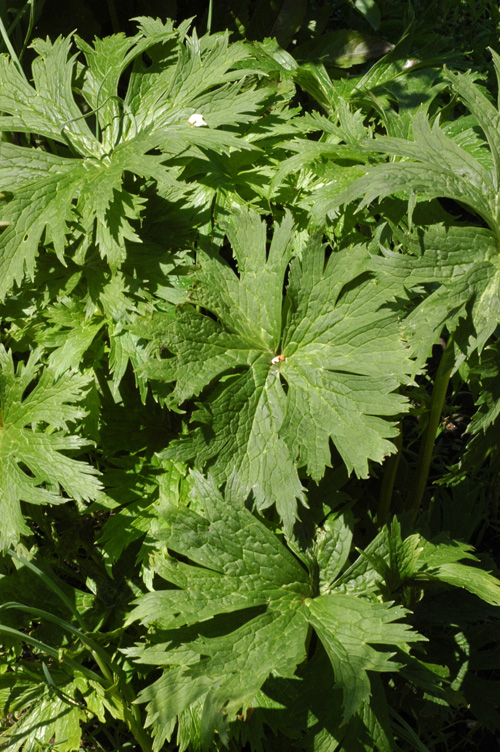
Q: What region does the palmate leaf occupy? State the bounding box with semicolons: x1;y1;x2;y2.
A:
311;60;500;361
0;346;101;550
143;207;412;532
334;519;500;608
128;490;500;750
0;19;271;299
367;222;500;366
126;473;423;751
312;110;499;232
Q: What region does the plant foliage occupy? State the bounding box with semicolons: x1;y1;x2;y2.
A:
140;207;412;532
1;6;500;752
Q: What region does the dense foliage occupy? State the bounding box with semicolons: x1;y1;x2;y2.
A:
1;2;500;751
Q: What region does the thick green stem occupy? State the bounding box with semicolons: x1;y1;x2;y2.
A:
377;423;403;524
120;702;153;752
408;340;454;525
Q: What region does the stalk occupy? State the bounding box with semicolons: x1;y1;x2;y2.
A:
376;422;403;524
19;0;37;61
0;11;26;79
207;0;214;33
121;704;153;752
408;339;454;525
1;592;154;751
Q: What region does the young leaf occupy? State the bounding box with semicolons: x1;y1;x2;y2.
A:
335;522;500;608
314;509;354;593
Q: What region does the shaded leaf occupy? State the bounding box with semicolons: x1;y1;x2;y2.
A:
0;346;101;550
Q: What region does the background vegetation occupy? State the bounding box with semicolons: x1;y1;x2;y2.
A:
1;1;500;751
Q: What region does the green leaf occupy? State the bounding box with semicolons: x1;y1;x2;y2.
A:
0;679;82;752
346;675;394;752
269;0;308;48
427;562;500;606
418;534;500;606
467;344;500;433
38;300;106;378
313;114;498;233
280;238;411;479
127;473;310;631
270;137;368;196
315;509;354;593
368;222;499;365
0;36;98;152
0;22;271;299
336;523;500;608
308;593;418;722
0;346;101;550
353;0;381;31
443;66;500;190
295;30;393;69
311;67;500;361
292;31;427;115
127;474;310;748
144;207;412;531
354;518;423;593
128;474;423;745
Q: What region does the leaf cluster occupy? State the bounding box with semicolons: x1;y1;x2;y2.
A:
1;9;500;752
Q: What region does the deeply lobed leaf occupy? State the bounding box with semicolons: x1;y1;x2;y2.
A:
0;346;101;550
143;207;413;531
127;474;423;748
0;21;276;299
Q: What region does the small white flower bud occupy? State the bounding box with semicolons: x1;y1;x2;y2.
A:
188;113;208;127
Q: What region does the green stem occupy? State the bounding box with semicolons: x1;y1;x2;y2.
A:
7;550;87;629
207;0;213;33
377;422;403;524
121;703;153;752
408;340;454;525
0;601;152;752
19;0;37;61
0;11;27;80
